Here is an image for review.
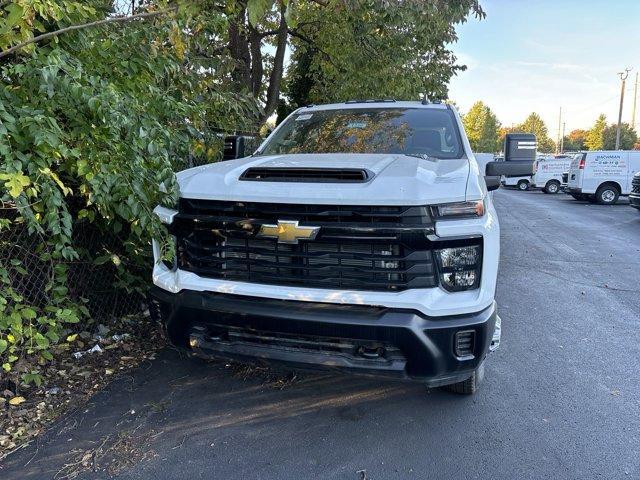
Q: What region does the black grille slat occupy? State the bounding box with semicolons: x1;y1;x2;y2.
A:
632;175;640;193
173;199;437;291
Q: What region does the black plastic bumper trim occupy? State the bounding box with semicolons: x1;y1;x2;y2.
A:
149;287;497;385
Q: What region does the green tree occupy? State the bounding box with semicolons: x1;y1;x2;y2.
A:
0;0;259;379
563;129;587;151
585;114;607;150
463;101;501;152
275;0;485;113
515;113;555;152
602;123;638;150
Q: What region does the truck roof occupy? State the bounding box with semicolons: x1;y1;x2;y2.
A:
299;100;450;112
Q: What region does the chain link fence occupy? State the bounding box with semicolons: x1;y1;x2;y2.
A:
1;205;146;323
1;135;264;324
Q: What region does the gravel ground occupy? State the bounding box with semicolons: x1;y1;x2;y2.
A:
2;188;639;480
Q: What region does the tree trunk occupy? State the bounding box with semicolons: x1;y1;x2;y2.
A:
248;26;263;98
228;6;252;92
261;3;288;123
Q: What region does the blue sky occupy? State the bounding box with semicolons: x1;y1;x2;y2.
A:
448;0;640;135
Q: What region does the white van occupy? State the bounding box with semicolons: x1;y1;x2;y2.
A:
566;151;640;204
532;155;573;194
501;175;532;190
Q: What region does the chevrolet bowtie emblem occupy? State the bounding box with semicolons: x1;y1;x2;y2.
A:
257;220;320;244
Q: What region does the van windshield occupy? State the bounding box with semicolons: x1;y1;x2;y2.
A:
258;107;464;159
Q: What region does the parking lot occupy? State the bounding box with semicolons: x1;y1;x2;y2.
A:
3;188;640;480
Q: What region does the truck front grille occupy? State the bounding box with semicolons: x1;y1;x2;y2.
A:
170;199;438;291
632;175;640;194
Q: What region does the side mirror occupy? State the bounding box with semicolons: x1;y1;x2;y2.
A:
484;175;501;191
223;135;247;160
485;161;535;177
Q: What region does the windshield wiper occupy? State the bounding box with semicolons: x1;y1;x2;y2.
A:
403;153;439;161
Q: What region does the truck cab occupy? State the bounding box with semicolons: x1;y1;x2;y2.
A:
149;101;533;395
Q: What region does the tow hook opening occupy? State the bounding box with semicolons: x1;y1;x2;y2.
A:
356;345;385;360
490;315;501;352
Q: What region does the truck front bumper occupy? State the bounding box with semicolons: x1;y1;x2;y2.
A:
630;193;640;210
149;287;498;387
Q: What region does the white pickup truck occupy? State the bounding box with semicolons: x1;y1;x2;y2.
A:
149;101;533;395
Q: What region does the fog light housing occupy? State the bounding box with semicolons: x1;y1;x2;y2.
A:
454;330;475;359
435;243;482;292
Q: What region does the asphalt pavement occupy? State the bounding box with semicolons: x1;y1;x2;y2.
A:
3;188;640;479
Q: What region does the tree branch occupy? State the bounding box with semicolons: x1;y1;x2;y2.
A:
0;8;177;59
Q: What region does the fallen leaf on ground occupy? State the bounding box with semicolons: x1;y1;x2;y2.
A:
9;396;26;406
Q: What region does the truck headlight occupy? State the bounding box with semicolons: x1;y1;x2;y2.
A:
433;200;484;219
434;243;482;292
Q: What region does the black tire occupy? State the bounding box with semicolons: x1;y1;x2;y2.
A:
544;180;560;194
595;184;620;205
517;180;529;191
442;361;485;395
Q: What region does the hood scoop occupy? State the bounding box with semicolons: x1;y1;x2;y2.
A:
239;167;372;183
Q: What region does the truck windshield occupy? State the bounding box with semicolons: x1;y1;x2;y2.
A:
259;107;464;159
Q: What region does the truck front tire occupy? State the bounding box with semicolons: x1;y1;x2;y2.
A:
517;180;530;191
442;361;485;395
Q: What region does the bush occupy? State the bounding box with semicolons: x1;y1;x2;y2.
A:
0;5;259;382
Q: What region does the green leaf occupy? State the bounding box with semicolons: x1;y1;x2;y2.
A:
0;339;7;354
0;173;31;198
247;0;273;26
21;308;37;320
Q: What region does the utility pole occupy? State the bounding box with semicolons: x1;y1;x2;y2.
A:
632;72;638;131
615;68;631;150
556;107;562;154
560;122;566;153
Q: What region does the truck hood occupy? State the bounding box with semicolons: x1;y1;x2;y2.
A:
177;153;470;205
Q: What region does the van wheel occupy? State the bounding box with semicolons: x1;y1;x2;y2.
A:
442;361;485;395
595;185;619;205
544;180;560;194
517;180;529;191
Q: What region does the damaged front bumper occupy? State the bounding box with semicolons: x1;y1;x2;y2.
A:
149;287;498;387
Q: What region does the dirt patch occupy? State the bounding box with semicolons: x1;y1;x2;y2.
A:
0;314;165;461
53;427;161;480
225;360;303;390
